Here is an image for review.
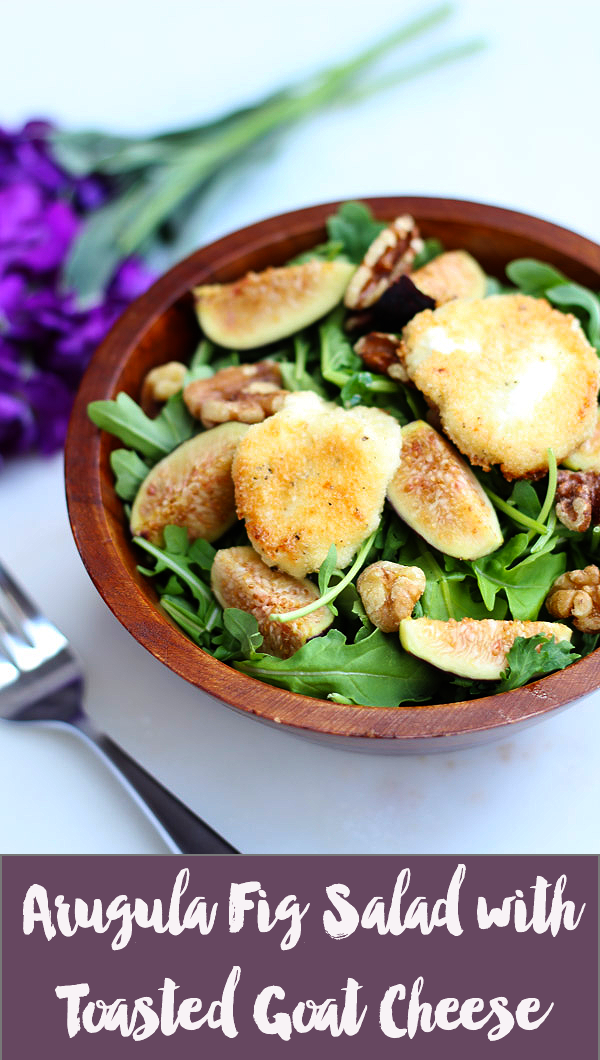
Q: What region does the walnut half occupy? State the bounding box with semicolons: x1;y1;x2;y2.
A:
546;566;600;632
555;470;600;532
357;561;426;633
183;361;288;428
140;361;187;415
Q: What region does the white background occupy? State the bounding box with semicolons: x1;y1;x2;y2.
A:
1;0;599;853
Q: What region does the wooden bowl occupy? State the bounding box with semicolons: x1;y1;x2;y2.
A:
65;197;600;753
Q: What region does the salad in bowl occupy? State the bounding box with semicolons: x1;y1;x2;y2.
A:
83;201;600;717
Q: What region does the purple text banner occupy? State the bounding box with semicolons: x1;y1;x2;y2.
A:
2;855;597;1058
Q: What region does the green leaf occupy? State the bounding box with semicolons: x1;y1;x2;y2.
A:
497;635;580;693
412;237;444;269
163;525;189;554
320;309;362;387
236;627;438;707
505;258;566;296
318;544;338;596
223;608;263;655
88;390;194;462
547;283;600;349
471;537;566;620
326;201;385;263
88;393;176;460
109;448;149;500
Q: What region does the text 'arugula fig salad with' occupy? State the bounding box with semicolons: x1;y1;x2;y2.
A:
89;202;600;709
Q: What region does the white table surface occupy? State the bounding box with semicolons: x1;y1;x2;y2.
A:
1;0;600;854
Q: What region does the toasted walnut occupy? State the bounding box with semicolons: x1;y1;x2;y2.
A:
344;216;424;310
357;561;426;633
183;361;288;428
140;361;187;414
555;470;600;532
352;332;402;377
546;566;600;632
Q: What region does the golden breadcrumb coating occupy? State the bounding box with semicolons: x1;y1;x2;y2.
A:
211;546;332;658
232;392;402;578
401;294;599;479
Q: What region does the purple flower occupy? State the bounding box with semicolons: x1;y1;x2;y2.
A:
0;120;155;461
0;392;36;463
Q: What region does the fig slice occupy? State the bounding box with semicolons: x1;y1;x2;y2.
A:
399;617;572;680
130;421;248;546
194;260;355;350
411;250;487;305
211;546;333;659
387;421;503;559
563;408;600;471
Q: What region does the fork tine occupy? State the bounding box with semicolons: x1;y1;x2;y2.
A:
0;562;67;670
0;651;19;692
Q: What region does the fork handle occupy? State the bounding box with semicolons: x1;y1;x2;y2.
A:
77;724;238;854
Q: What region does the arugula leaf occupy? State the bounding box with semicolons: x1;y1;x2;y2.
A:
547;283;600;350
412;237;444;269
506;258;600;351
88;390;194;460
470;535;566;620
223;609;264;655
497;635;580;692
326;202;385;263
505;258;566;296
109;449;149;500
236;627;438;707
288;240;345;264
320;309;362;387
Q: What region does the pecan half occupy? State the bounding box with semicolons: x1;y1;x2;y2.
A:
354;332;405;377
555;470;600;532
546;566;600;632
183;361;288;429
344;215;424;310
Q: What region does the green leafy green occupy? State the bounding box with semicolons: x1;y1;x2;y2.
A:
412;237;444;269
320;308;362;387
88;391;194;460
470;535;566;620
496;635;580;692
223;609;264;655
109;449;149;500
326;202;385;263
236;627;438;706
506;258;600;352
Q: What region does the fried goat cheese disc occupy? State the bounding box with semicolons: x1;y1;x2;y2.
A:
401;293;600;478
232;392;402;578
211;546;332;658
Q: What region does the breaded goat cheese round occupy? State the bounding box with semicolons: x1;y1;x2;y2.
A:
232;392;402;578
401;294;599;478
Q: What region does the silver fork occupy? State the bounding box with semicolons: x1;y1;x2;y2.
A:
0;561;238;854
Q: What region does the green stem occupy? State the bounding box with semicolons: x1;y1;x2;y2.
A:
270;530;377;623
479;484;547;536
537;448;558;527
133;536;213;605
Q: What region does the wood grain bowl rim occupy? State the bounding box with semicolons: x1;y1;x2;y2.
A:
65;196;600;742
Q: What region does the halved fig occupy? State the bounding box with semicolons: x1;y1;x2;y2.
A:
399;617;572;680
130;422;248;545
563;408;600;471
194;260;355;349
211;546;333;658
387;421;503;559
411;250;487;305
